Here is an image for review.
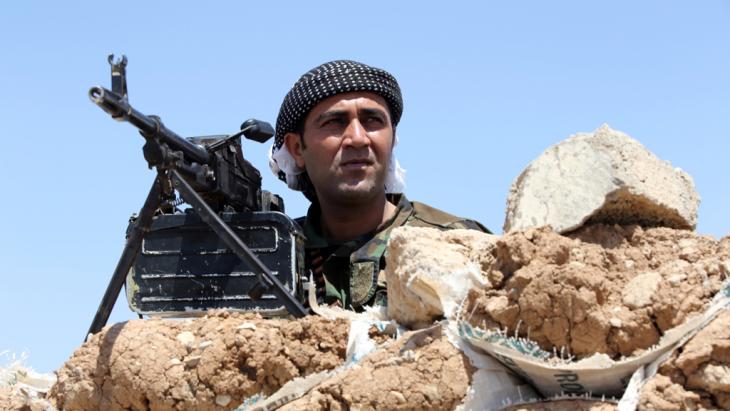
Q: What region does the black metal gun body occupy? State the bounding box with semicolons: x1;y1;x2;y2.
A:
85;56;306;339
90;86;210;163
89;86;263;212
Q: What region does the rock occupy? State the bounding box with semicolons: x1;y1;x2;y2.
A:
385;226;499;327
504;124;699;233
176;331;196;352
622;272;663;309
215;394;231;406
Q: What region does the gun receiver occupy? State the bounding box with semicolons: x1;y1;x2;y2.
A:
89;78;272;212
85;55;307;339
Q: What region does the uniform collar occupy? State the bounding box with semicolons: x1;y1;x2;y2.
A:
301;193;412;249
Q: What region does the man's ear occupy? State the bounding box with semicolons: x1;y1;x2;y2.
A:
284;132;306;168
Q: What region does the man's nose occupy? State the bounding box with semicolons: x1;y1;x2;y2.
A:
342;118;369;147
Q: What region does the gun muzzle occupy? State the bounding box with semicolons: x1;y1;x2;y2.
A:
89;86;127;119
89;86;210;165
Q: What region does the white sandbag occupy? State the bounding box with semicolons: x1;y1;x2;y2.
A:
459;282;730;399
446;323;541;410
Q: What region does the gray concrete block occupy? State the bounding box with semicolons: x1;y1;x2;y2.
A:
504;125;699;233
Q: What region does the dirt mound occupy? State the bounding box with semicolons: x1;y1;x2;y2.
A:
49;311;349;411
464;224;730;358
280;326;474;410
48;317;476;410
38;225;730;409
502;399;617;410
639;310;730;410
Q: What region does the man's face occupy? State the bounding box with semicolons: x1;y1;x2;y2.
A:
285;91;394;206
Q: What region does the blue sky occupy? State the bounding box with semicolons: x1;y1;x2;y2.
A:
1;1;728;373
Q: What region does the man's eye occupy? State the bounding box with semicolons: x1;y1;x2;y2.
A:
322;118;345;127
365;116;384;125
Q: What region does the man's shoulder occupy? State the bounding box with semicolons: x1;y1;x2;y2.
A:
294;215;307;228
405;200;491;233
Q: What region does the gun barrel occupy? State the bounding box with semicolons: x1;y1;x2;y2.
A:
89;86;210;165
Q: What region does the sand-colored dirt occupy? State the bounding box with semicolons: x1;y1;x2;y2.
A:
280;326;474;411
21;224;730;411
49;311;349;411
464;224;730;358
45;319;473;411
639;310;730;410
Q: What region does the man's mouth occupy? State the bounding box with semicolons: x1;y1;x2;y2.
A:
341;158;373;169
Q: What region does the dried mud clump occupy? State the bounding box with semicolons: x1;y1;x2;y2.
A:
639;310;730;410
49;311;349;411
280;327;474;411
464;224;730;359
502;399;617;411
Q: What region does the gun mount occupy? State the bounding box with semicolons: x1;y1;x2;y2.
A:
85;55;308;339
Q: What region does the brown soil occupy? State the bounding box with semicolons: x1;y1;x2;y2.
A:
502;399;617;410
639;310;730;410
49;311;349;411
279;326;474;411
463;225;730;359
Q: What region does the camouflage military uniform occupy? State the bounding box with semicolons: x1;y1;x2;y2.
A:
296;194;490;310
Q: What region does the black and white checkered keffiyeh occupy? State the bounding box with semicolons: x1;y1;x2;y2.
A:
268;60;405;193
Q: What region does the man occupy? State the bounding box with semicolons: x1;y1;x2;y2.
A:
269;60;488;310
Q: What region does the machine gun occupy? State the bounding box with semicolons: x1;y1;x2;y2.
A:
86;55;308;339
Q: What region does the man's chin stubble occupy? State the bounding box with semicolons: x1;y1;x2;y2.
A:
329;182;382;204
